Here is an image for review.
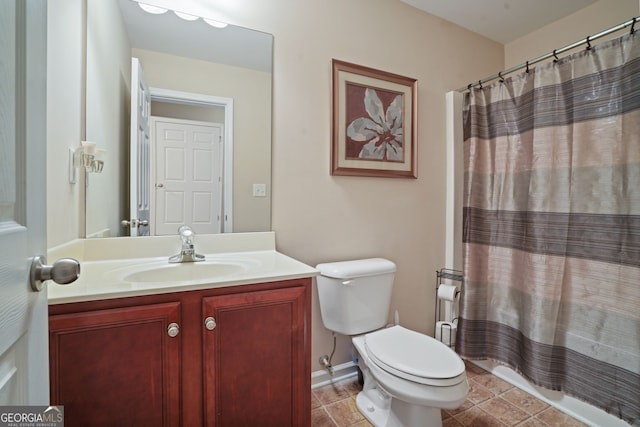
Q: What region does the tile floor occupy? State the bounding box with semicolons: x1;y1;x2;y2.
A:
311;361;589;427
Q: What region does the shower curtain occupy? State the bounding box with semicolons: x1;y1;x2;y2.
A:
457;31;640;425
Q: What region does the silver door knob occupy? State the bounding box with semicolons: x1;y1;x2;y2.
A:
121;219;149;228
30;255;80;292
204;317;216;330
167;322;180;337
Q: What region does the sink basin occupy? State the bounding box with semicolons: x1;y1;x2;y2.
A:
124;262;246;283
122;261;250;284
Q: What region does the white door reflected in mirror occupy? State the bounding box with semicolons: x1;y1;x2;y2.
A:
129;57;151;237
152;117;223;235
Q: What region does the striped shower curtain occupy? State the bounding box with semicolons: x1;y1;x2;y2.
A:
457;32;640;425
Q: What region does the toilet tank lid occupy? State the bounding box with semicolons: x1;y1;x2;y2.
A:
315;258;396;279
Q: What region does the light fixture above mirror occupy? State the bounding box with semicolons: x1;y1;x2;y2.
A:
132;0;228;28
136;3;167;15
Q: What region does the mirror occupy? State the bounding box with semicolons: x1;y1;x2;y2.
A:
84;0;272;238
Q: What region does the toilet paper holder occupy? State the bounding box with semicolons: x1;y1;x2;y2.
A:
434;268;463;348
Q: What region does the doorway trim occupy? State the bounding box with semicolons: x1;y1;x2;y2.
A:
149;87;233;232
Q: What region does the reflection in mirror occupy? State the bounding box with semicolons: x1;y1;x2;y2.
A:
85;0;272;238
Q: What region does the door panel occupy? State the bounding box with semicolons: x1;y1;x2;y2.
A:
202;287;307;426
129;57;151;236
49;302;181;427
0;0;48;405
153;118;222;236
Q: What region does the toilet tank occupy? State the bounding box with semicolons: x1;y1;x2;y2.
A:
316;258;396;335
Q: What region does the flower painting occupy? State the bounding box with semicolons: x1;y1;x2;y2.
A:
331;60;417;178
346;86;404;162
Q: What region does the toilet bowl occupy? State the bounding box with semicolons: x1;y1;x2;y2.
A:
352;326;467;427
315;258;468;427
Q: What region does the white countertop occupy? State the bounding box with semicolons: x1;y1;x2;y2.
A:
47;232;319;305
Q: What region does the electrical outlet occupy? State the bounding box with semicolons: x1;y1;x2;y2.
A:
253;183;267;197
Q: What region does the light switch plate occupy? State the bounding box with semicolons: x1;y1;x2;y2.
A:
253;183;267;197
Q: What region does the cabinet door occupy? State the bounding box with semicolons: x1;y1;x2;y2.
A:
203;286;308;426
49;302;181;427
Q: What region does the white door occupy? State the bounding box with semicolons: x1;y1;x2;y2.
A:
152;117;223;235
0;0;49;404
128;57;151;236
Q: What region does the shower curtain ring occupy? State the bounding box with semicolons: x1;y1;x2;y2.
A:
553;49;559;62
525;61;530;73
631;17;637;35
586;36;592;50
478;80;483;89
498;71;505;83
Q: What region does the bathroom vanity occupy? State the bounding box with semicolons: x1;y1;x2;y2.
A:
47;232;317;427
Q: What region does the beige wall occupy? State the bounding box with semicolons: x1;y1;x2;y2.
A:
214;0;503;370
85;0;131;238
46;0;84;247
505;0;639;67
226;0;639;370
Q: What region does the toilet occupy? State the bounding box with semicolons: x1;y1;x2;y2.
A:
316;258;468;427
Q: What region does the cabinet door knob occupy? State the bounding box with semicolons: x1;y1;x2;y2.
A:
167;322;180;337
204;317;216;331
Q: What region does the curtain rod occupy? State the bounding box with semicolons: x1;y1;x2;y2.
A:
456;16;639;92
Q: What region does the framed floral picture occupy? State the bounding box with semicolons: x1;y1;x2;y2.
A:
331;59;417;178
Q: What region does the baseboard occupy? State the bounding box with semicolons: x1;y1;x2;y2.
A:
311;361;358;389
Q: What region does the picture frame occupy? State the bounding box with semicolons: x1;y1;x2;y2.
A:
331;59;417;178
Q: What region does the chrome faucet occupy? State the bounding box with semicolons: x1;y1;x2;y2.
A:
169;225;205;263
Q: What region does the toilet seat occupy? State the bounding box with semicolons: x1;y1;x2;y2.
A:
364;326;466;387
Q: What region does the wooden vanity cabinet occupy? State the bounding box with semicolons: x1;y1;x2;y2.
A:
48;301;182;427
202;286;308;426
49;278;312;427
